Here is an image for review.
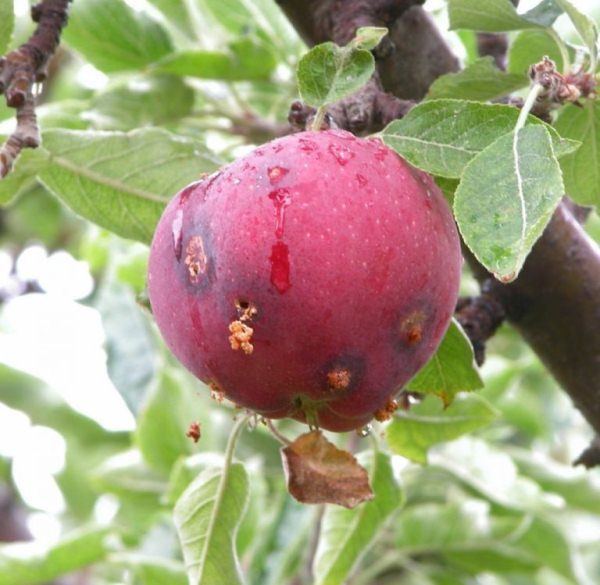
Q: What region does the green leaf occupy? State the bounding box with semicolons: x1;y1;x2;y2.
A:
380;99;578;179
196;0;302;57
350;27;389;51
448;0;547;32
146;0;199;41
554;100;600;207
447;517;576;580
556;0;599;68
64;0;173;73
0;148;49;205
426;57;527;101
0;526;112;585
508;30;568;76
509;448;600;515
108;554;188;585
174;463;250;585
386;394;498;464
520;0;564;28
156;38;277;81
408;319;483;403
136;368;197;473
395;502;575;579
429;437;547;511
297;42;375;108
395;500;492;551
0;364;126;448
93;450;167;497
0;0;14;54
454;125;564;281
96;279;160;415
91;75;195;130
313;452;403;585
39;128;219;243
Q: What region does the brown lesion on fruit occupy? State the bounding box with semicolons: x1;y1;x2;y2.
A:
235;298;258;322
373;398;399;422
400;310;425;345
185;236;208;283
228;320;254;355
326;368;352;392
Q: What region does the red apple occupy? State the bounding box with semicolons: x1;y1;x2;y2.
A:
148;129;461;432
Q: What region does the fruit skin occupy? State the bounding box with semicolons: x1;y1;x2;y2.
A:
148;129;461;432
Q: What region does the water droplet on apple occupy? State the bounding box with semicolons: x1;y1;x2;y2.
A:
172;209;183;261
357;424;372;437
268;166;289;185
299;138;317;152
355;173;368;187
329;143;354;166
268;188;292;239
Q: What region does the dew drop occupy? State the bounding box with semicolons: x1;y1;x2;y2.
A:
268;166;289;185
269;241;291;294
172;209;184;261
233;178;241;185
268;188;292;239
355;173;368;187
357;424;372;437
374;147;389;162
328;143;354;166
298;138;317;152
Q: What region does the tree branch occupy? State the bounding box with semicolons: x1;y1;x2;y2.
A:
0;0;72;178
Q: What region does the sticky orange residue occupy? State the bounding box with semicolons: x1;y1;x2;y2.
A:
373;398;399;422
327;368;352;391
228;320;254;355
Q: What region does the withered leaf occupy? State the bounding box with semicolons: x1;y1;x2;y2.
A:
281;430;373;508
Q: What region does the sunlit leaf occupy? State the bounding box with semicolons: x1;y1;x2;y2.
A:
381;99;579;179
508;30;568;76
96;278;160;414
313;452;403;585
407;319;483;404
39;128;219;243
556;0;598;68
108;554;188;585
426;57;527;101
297;41;376;108
174;463;249;585
387;394;498;464
554;100;600;207
64;0;173;72
454;125;564;281
156;38;277;81
448;0;559;32
136;368;198;473
0;526;112;585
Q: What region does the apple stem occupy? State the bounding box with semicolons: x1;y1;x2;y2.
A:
265;418;292;446
310;106;327;131
224;412;252;469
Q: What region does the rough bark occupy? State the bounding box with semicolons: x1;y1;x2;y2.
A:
278;0;600;463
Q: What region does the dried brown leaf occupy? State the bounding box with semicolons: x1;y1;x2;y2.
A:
281;430;373;508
